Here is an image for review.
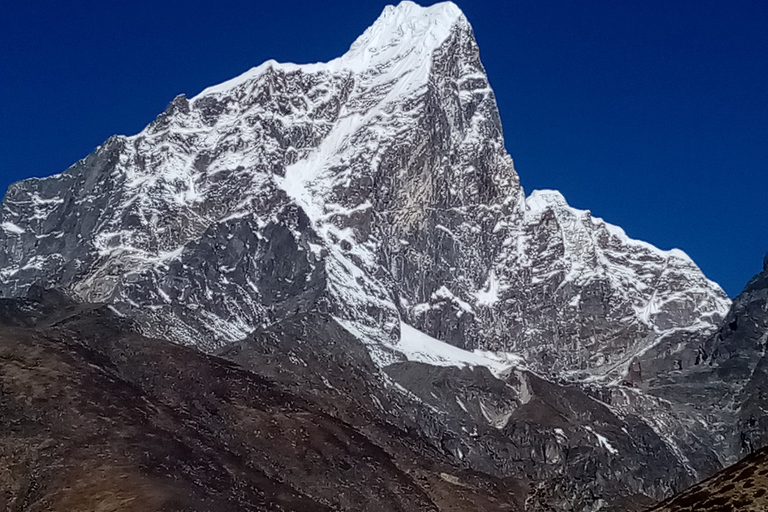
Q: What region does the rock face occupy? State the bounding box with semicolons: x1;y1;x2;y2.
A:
220;310;704;512
708;260;768;459
0;1;745;511
631;254;768;467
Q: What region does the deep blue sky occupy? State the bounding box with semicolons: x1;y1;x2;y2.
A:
1;0;766;296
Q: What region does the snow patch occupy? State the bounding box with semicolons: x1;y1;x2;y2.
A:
475;270;501;306
433;286;473;313
584;426;618;455
1;222;25;234
390;322;523;378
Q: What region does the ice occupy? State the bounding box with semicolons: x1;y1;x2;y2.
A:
475;270;501;306
455;396;469;412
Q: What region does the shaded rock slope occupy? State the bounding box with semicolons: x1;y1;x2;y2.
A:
220;309;703;512
0;1;762;511
628;255;768;467
0;290;525;512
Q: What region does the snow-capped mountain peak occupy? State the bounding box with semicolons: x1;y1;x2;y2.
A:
193;1;466;101
0;3;745;509
0;0;727;378
345;1;465;65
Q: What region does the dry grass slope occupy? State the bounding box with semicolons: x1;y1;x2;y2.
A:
647;447;768;512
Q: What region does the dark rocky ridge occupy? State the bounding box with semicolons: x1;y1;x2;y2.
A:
0;291;526;512
0;288;707;511
620;255;768;466
219;306;717;511
2;273;765;511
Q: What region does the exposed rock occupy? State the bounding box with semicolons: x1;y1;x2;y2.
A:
220;308;712;511
623;254;768;467
0;2;728;370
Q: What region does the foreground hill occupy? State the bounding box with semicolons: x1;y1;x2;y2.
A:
647;447;768;512
0;289;524;512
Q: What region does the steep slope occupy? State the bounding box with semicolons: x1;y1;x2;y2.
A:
0;291;526;512
709;256;768;459
646;446;768;512
627;253;768;466
220;307;713;512
491;190;727;381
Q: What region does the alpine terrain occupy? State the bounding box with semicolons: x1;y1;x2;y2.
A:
1;2;763;511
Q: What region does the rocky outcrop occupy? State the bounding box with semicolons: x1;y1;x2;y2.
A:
626;253;768;467
218;305;721;511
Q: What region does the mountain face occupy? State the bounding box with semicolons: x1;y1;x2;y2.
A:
642;256;768;512
632;254;768;466
0;2;746;511
219;309;706;512
707;259;768;459
0;1;728;364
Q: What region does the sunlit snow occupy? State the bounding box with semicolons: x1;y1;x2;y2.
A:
391;322;523;378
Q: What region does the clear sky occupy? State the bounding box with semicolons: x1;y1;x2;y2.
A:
1;0;766;296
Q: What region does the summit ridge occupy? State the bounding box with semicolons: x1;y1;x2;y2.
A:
195;1;466;99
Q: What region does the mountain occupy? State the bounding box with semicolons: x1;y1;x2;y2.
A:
0;1;728;363
631;252;768;466
219;308;703;512
0;2;750;511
